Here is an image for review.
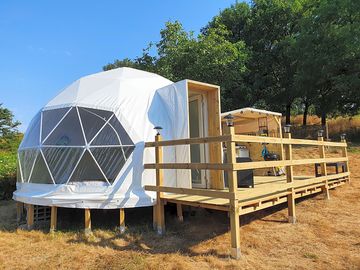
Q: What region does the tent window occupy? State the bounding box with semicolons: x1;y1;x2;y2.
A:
91;124;120;146
109;117;134;146
41;108;70;142
17;159;22;183
78;107;112;143
29;152;53;184
91;147;126;183
19;112;41;148
68;150;107;183
18;106;135;186
123;146;135;160
42;147;84;184
18;149;38;182
43;108;85;146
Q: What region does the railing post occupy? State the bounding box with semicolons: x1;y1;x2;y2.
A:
154;134;165;235
225;125;241;259
318;136;330;199
341;137;350;183
284;132;296;223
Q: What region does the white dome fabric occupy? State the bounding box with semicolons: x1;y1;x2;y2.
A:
13;68;191;209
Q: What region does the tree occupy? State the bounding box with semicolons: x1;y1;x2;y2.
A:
295;0;360;126
0;104;20;138
205;0;308;124
104;21;249;111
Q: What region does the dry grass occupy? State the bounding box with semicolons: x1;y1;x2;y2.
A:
292;115;360;139
0;148;360;269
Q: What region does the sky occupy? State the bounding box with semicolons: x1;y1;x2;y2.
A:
0;0;237;132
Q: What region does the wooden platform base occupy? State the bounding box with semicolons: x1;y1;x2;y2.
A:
161;175;348;215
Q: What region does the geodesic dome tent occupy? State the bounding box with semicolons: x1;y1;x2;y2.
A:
14;67;192;209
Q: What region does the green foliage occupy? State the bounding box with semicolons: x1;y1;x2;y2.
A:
0;151;17;180
0;103;20;137
104;0;360;123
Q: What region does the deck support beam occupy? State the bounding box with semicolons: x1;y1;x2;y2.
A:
26;204;34;230
16;202;23;224
119;208;125;233
226;124;241;259
318;136;330;200
176;203;183;222
50;206;57;232
284;132;296;223
84;208;91;235
154;134;165;235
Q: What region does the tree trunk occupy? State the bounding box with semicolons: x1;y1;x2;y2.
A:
303;101;309;126
285;104;291;125
321;110;326;127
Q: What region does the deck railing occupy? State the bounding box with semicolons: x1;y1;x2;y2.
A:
144;125;350;259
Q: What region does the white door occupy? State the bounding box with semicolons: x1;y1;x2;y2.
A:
189;95;207;188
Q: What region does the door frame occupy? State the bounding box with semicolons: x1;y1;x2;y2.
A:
188;94;209;188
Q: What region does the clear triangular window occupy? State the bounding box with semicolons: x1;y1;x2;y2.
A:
41;107;70;142
42;147;84;184
19;112;41;148
18;149;38;182
78;107;113;143
109;117;134;146
91;124;120;146
29;151;53;184
69;150;107;183
90;147;126;183
43;108;85;146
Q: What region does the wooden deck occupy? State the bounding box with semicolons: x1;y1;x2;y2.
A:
144;127;350;259
156;174;349;214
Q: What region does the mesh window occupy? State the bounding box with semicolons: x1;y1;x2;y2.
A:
78;107;112;143
69;150;107;183
20;112;41;148
17;159;22;183
29;152;53;184
91;124;120;146
123;146;135;160
109;117;134;146
18;149;38;182
41;108;70;142
91;147;126;183
43;147;84;184
43;108;85;146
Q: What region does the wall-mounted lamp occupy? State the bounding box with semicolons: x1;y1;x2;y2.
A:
284;124;291;134
224;114;234;127
317;129;324;138
340;133;346;141
154;126;163;135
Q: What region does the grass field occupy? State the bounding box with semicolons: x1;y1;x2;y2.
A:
0;146;359;269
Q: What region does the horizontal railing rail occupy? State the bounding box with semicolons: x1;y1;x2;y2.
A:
144;134;347;148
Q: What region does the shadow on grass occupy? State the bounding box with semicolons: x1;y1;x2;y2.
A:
0;192;324;258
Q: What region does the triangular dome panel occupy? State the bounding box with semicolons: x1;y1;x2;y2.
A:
69;150;106;183
90;147;126;183
78;107;112;143
43;108;85;146
29;152;53;184
43;147;84;184
18;149;38;182
20;112;41;148
41;107;70;142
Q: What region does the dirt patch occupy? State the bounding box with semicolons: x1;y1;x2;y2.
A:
0;148;359;269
